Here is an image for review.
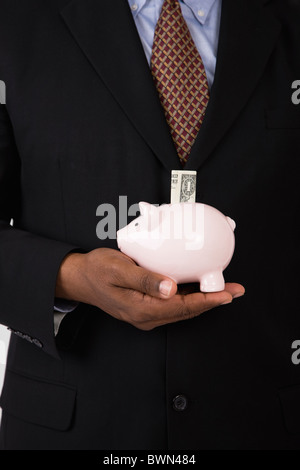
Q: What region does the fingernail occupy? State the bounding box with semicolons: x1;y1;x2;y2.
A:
159;280;173;297
221;299;232;306
233;292;245;299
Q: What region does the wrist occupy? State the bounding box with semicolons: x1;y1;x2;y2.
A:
55;252;86;302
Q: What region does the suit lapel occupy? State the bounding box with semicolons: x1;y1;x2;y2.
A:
60;0;180;172
60;0;282;173
185;0;282;170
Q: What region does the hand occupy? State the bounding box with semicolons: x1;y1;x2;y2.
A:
56;248;245;331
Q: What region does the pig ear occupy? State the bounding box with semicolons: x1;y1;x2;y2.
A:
226;216;236;231
139;202;157;217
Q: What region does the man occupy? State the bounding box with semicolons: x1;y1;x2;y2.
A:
0;0;299;450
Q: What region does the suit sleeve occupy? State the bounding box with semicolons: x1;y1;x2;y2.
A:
0;106;79;359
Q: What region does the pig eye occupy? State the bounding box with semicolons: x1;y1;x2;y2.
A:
135;223;139;227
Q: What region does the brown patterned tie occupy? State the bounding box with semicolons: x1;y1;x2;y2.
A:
151;0;210;165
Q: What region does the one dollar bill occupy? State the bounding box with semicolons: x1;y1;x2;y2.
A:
170;170;197;203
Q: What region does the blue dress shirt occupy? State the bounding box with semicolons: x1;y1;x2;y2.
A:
127;0;222;89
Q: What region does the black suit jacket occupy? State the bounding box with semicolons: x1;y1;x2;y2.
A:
0;0;300;450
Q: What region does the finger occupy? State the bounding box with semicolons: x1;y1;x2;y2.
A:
224;282;245;299
134;290;236;327
175;290;235;317
163;286;245;324
111;261;178;299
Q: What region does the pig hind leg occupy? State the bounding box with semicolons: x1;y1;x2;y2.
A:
200;271;225;293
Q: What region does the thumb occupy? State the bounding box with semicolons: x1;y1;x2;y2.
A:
121;264;178;299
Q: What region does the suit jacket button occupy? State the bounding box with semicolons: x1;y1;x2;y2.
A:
173;395;188;411
32;339;43;348
23;334;33;343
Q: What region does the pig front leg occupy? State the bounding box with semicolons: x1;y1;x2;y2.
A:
200;270;225;293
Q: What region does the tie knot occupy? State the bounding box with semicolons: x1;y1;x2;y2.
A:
165;0;180;11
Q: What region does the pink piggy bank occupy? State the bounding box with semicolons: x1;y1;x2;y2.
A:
117;202;236;292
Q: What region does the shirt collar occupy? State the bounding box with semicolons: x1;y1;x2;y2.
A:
128;0;218;25
184;0;217;25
